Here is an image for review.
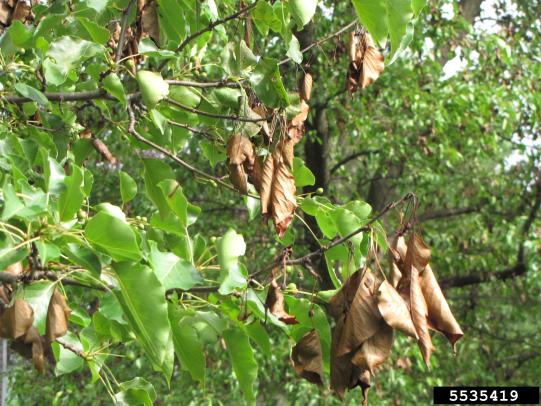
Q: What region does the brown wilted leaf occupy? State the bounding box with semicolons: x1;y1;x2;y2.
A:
227;134;255;194
405;233;431;273
24;326;44;373
11;0;31;21
300;73;313;102
347;30;385;93
45;289;71;342
376;280;417;338
329;270;363;321
291;329;324;385
265;278;297;324
259;154;274;215
389;261;402;288
396;356;412;370
337;269;382;356
0;298;34;339
410;266;433;367
140;0;159;43
351;322;394;374
5;261;23;276
421;265;463;349
330;318;371;401
270;148;296;237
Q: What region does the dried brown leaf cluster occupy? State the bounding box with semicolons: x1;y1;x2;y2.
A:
265;276;298;324
347;31;385;93
108;0;159;69
0;0;34;31
0;264;71;373
227;73;313;236
291;233;463;404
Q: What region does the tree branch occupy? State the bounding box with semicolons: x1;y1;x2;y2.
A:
417;205;483;222
167;80;242;89
115;0;137;66
157;1;258;71
330;149;380;174
166;97;270;123
441;263;527;289
127;103;252;195
286;193;414;266
278;20;357;66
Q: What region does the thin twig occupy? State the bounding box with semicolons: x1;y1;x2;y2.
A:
115;0;137;67
127;103;256;195
278;20;357;66
286;193;415;266
166;97;270;123
158;1;258;70
168;80;242;89
167;120;222;142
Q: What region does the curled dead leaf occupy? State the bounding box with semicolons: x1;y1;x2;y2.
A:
405;233;431;273
265;278;298;324
45;289;71;342
291;329;324;385
140;0;159;43
24;326;44;373
351;322;394;374
376;280;417;338
259;154;274;215
347;31;384;93
410;266;433;367
337;269;382;356
421;265;464;348
270;149;296;237
0;298;34;339
227;134;255;194
300;73;313;102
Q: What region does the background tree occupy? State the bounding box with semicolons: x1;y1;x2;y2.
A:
0;0;539;404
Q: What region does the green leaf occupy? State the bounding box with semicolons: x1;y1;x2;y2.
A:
316;208;337;239
249;58;290;108
136;70;169;109
103;73;127;106
63;243;101;277
0;243;28;270
168;304;206;384
22;280;55;334
59;165;85;221
85;211;142;262
149;242;202;290
76;17;110;45
246;321;271;356
14;83;49;108
412;0;427;15
44;36;102;86
223;327;258;404
344;200;372;220
35;240;60;264
112;262;174;382
289;0;318;28
217;229;247;295
292;157;315;187
1;181;25;221
158;179;201;228
52;332;84;375
351;0;413;59
115;377;157;406
45;156;66;195
252;1;280;36
7;21;32;48
286;35;303;64
142;159;174;217
157;0;186;45
119;171;137;204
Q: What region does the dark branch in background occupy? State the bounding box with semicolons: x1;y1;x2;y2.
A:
127;103;254;195
417;204;483;222
278;20;357;66
330;149;381;174
444;166;541;289
157;1;258;70
115;0;137;66
166;97;270;123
